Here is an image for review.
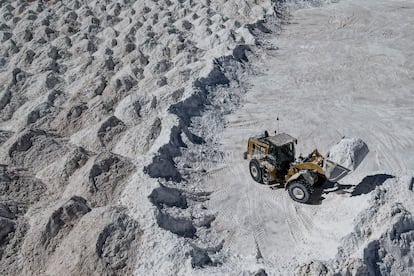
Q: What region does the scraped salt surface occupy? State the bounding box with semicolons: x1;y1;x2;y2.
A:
328;138;369;170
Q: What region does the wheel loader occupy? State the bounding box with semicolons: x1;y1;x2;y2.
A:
243;131;360;203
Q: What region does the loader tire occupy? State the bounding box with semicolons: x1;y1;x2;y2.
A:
249;159;263;183
287;181;311;203
314;174;326;187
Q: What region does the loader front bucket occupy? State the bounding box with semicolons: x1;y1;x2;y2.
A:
327;138;369;170
324;159;351;182
323;137;370;182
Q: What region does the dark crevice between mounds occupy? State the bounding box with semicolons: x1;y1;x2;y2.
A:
189;240;224;268
155;211;196;238
145;45;254;243
144;8;282;264
181;122;204;145
246;20;272;35
0;204;16;220
87;152;135;207
97;116;127;149
255;269;269;276
0;165;46;205
7;129;66;173
144;114;205;182
144;125;186;182
363;240;381;276
63;146;89;179
169;61;230;126
233;45;251;63
0;90;12;111
0;130;13;146
0;216;16;259
145;55;239;183
190;246;215;268
149;184;188;209
149;184;194;238
41;196;91;249
8;129;46;157
95;211;140;272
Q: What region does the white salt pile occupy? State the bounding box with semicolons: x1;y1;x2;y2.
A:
327;138;369;170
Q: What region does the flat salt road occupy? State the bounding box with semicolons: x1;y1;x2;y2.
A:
207;0;414;274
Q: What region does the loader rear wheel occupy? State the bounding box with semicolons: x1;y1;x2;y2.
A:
249;159;262;183
287;181;311;203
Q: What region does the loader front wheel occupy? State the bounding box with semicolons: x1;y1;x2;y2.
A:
314;174;326;187
287;181;311;203
249;159;262;183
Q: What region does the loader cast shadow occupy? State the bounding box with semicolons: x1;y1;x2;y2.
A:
309;174;395;205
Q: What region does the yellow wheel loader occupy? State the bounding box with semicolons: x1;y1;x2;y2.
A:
243;131;361;203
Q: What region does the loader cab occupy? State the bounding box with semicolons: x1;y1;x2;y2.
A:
268;141;295;164
247;132;297;166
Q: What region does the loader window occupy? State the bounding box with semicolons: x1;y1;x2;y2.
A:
269;145;279;159
279;143;295;162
